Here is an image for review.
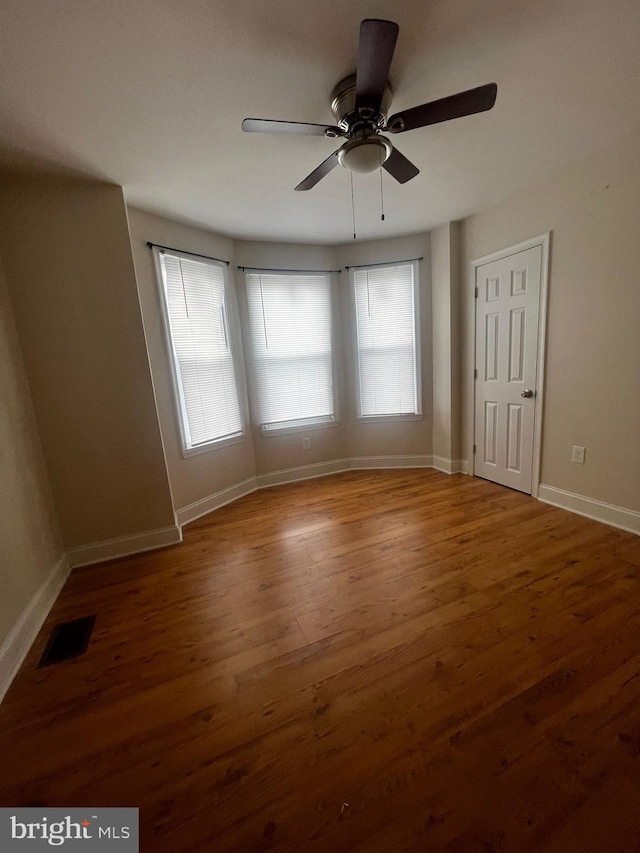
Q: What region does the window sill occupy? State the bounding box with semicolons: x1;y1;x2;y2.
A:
356;413;423;424
181;432;246;458
260;418;340;437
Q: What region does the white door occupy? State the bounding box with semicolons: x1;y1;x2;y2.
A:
474;245;542;493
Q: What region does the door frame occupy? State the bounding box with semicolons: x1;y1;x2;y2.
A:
468;232;551;498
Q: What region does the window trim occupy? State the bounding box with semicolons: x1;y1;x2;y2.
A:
350;259;422;422
243;269;340;436
152;246;247;455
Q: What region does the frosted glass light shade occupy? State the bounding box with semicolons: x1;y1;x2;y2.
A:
338;137;391;173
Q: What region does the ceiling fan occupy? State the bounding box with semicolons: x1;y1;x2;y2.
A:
242;19;497;191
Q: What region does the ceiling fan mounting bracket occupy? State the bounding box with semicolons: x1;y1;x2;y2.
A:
330;74;392;137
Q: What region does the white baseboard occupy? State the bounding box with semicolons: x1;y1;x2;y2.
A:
431;456;467;475
256;459;350;489
538;484;640;536
350;454;433;470
459;460;471;475
177;477;258;526
68;525;183;568
180;456;440;522
0;553;70;704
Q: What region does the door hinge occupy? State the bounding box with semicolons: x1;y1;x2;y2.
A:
474;368;477;380
473;444;476;455
474;286;478;298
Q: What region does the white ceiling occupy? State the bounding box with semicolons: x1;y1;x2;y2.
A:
1;0;639;244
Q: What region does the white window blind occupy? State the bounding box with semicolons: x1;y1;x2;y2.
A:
155;249;243;449
352;261;421;417
245;271;335;431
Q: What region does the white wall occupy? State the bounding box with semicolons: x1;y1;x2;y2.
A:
0;248;66;686
460;128;640;513
431;223;462;469
0;178;176;552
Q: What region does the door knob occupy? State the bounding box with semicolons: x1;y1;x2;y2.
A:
521;389;534;398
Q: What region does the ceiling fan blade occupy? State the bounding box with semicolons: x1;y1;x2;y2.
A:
386;83;498;133
382;146;419;184
242;118;342;137
294;150;341;191
355;19;399;113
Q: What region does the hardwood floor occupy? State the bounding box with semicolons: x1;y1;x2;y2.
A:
2;470;640;852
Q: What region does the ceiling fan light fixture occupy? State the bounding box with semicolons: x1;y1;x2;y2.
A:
338;137;392;174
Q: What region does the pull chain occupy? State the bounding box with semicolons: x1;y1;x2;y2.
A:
379;166;385;221
350;172;356;240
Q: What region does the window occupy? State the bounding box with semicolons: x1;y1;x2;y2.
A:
351;261;421;418
154;248;244;452
244;271;335;432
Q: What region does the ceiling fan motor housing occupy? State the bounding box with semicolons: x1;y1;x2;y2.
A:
331;74;393;136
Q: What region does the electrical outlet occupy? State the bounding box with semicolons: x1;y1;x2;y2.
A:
302;437;311;450
572;445;585;464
